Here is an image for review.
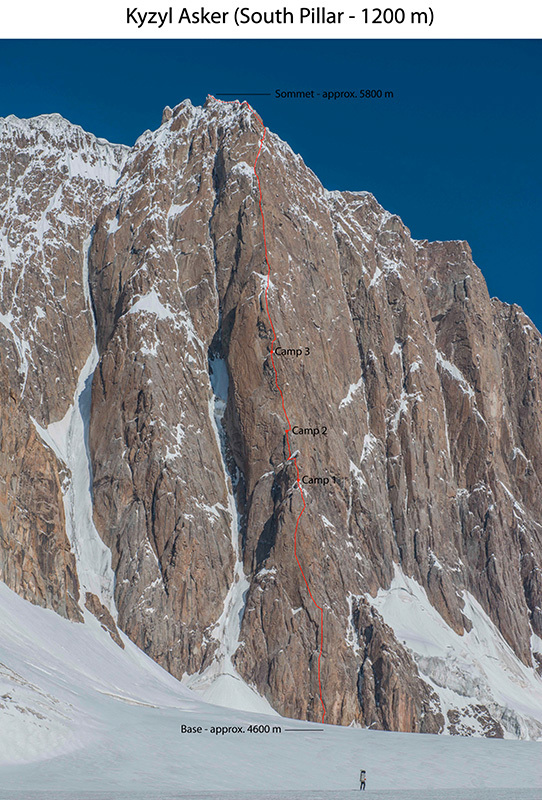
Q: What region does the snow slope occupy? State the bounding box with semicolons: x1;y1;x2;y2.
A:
0;582;540;794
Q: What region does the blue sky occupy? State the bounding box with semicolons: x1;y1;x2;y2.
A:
1;40;540;329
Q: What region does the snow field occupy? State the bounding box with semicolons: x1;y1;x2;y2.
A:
0;581;541;794
2;792;542;800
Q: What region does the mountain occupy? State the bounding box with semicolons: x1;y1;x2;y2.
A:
1;97;542;742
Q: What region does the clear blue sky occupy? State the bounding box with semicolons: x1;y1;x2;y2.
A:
1;40;540;329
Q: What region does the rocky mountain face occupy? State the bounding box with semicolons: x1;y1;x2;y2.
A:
1;98;542;738
0;114;127;621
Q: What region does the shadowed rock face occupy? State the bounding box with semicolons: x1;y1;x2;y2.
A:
2;99;542;734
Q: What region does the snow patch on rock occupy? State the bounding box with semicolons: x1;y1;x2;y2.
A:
436;351;475;399
339;376;364;409
127;289;175;319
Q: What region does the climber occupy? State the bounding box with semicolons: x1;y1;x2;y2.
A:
359;769;366;791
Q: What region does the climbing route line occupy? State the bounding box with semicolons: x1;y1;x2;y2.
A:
210;96;326;723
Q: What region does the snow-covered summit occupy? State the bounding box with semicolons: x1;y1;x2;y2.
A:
0;112;128;187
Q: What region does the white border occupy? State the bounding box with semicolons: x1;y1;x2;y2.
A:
3;0;542;39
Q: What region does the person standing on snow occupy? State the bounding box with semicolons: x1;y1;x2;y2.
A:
359;769;366;790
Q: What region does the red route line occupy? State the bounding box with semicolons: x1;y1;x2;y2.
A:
210;96;326;723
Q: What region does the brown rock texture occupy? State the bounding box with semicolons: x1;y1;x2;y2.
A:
0;368;81;621
447;706;505;738
85;591;124;648
2;99;542;737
